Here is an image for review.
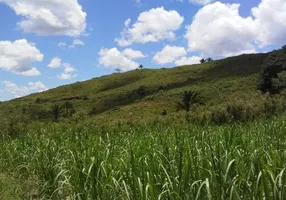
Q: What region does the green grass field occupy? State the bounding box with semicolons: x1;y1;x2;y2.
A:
1;118;286;199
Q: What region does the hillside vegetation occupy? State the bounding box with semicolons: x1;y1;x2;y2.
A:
0;49;286;126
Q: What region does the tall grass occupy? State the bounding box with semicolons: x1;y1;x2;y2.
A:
1;118;286;199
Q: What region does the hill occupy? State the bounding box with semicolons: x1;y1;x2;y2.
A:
0;50;285;125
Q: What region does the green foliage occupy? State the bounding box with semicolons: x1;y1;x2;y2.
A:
51;104;62;122
136;85;147;100
1;119;286;199
258;50;286;93
200;58;206;63
177;91;200;113
62;101;76;117
177;91;201;122
282;45;286;54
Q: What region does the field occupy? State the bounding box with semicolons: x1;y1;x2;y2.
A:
1;50;286;199
1;118;286;199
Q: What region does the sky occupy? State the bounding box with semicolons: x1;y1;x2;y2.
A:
0;0;285;101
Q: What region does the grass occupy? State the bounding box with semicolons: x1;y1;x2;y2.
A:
1;117;286;199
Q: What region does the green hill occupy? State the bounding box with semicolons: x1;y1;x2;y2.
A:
1;50;285;125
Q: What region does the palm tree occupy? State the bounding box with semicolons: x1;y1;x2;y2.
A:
139;64;144;69
177;91;199;121
51;104;62;122
63;101;74;117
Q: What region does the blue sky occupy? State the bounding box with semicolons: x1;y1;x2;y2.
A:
0;0;285;101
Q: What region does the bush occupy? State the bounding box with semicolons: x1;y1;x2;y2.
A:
258;51;286;94
210;106;230;124
0;114;29;139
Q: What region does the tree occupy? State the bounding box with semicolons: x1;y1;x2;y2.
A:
136;86;147;100
283;45;286;54
115;68;121;73
139;64;144;69
258;52;286;94
177;91;200;122
62;102;75;117
51;104;62;122
200;58;206;64
206;57;213;62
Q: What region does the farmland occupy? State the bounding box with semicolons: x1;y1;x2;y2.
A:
1;118;286;199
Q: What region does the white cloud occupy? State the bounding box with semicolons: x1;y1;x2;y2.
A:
2;80;48;98
47;57;77;79
69;39;84;48
28;82;48;92
63;63;76;73
20;67;41;76
175;56;202;66
153;45;186;64
125;18;131;27
189;0;213;5
185;0;286;58
58;42;67;47
185;2;257;58
72;39;84;46
58;39;84;49
48;57;62;68
122;48;146;59
0;0;87;36
98;48;140;71
58;62;76;80
252;0;286;46
3;81;29;98
115;7;184;46
0;39;43;76
57;72;77;80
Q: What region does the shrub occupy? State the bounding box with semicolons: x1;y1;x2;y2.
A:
210;106;230;124
258;51;286;94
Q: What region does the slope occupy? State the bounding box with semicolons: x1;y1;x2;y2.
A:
0;51;275;124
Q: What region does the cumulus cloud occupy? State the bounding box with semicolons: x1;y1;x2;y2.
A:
153;45;186;64
0;0;87;36
122;48;146;59
185;0;286;58
0;39;43;76
115;7;184;46
252;0;286;46
47;57;77;80
99;48;141;71
185;2;257;58
48;57;62;68
2;80;48;98
189;0;213;5
175;56;202;66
